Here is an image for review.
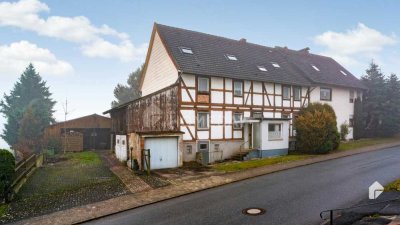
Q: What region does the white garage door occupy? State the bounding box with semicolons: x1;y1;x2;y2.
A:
144;137;178;169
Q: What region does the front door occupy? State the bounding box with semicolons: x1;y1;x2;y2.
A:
248;124;253;148
253;122;261;149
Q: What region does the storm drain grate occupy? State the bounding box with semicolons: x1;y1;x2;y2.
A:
242;207;266;216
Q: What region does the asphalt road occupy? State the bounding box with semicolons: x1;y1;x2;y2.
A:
84;147;400;225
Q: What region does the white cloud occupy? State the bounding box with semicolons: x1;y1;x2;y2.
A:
0;0;146;62
314;23;396;70
0;41;73;76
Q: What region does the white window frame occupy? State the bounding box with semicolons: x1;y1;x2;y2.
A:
198;77;209;93
180;47;193;54
311;64;320;71
271;62;280;68
197;112;209;129
283;85;291;100
293;86;301;101
233;81;243;96
233;112;243;129
257;66;267;71
268;123;283;140
226;54;237;61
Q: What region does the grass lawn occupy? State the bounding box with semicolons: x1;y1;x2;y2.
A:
337;137;400;152
212;153;316;172
213;137;400;173
385;179;400;191
0;151;128;224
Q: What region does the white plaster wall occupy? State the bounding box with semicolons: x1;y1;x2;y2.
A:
211;77;224;89
182;140;242;162
141;31;178;96
211;91;224;103
310;86;355;139
260;121;289;150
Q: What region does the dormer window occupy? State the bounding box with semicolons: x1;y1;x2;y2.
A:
271;62;280;68
180;47;193;54
257;66;267;72
340;70;347;76
311;64;320;71
226;54;237;61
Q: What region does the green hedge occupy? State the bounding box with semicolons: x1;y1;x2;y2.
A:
0;149;15;203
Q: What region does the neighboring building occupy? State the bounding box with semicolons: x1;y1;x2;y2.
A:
44;114;112;151
104;23;366;169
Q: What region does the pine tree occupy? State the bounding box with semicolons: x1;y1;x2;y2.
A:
382;73;400;136
353;97;364;139
361;62;387;137
0;64;56;148
111;65;143;107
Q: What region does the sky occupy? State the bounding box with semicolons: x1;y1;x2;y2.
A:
0;0;400;149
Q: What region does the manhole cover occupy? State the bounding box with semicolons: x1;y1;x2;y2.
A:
242;207;266;216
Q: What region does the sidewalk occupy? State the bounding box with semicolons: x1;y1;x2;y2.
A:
12;141;400;225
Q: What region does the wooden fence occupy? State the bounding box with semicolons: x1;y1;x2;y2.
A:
10;153;43;199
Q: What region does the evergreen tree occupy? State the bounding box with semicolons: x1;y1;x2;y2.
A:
382;73;400;136
111;64;143;107
353;97;364;139
0;64;56;147
361;62;387;137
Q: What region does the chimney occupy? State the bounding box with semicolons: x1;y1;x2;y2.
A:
298;47;310;53
239;38;247;43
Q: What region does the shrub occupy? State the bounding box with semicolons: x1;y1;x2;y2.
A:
295;103;340;154
340;122;350;141
45;137;62;154
0;149;15;203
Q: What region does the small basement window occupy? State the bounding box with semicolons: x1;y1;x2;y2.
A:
271;62;280;68
226;54;237;61
311;64;320;71
257;66;267;71
340;70;347;76
198;141;209;151
180;47;193;54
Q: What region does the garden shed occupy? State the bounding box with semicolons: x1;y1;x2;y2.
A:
44;114;112;151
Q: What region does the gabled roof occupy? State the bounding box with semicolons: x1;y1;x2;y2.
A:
276;48;367;89
153;23;366;89
155;23;311;86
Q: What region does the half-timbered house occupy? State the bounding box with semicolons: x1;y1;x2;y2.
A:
104;23;366;169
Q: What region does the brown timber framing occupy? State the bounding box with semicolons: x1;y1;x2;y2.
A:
177;73;311;142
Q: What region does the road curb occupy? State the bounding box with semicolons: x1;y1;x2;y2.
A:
12;141;400;225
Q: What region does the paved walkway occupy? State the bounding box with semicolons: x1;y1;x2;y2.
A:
12;141;400;225
97;150;151;194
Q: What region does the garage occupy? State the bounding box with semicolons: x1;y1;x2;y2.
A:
144;137;178;169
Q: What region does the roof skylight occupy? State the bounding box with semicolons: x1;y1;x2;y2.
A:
271;62;280;68
180;47;193;54
226;54;237;61
257;66;267;72
311;64;320;71
340;70;347;76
